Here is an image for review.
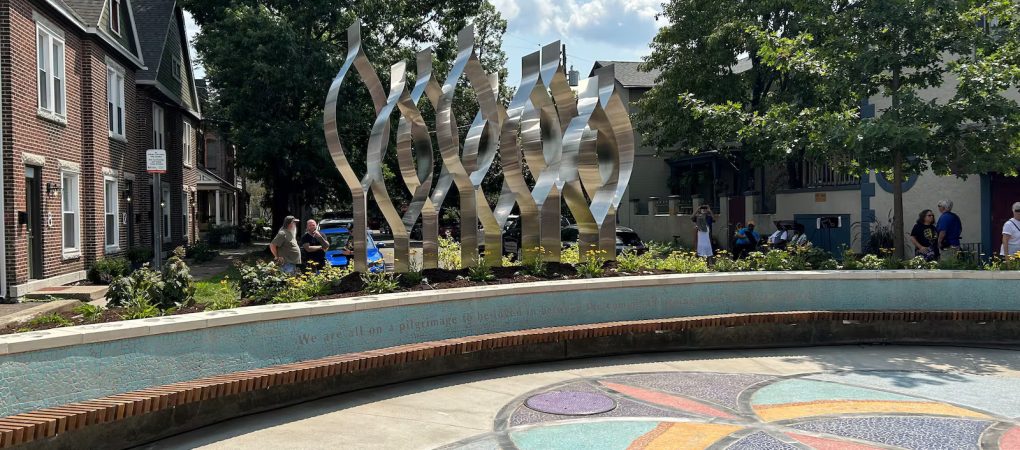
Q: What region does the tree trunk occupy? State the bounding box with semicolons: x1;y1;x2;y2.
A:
270;175;292;232
892;150;906;260
890;66;905;260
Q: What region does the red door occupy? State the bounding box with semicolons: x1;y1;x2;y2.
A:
990;174;1020;253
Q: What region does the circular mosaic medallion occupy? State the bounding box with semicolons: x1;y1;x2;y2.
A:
525;391;616;415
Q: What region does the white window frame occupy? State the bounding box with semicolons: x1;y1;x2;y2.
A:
182;121;194;167
162;184;171;243
36;23;66;120
107;64;126;139
61;170;81;258
104;175;119;252
152;104;165;149
172;56;182;82
110;0;121;36
182;189;189;240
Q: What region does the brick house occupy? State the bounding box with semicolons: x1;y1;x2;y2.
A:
0;0;201;300
132;0;200;257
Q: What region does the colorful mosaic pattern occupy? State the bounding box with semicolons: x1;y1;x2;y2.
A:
441;370;1020;450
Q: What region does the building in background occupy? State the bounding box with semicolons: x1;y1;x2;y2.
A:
0;0;202;300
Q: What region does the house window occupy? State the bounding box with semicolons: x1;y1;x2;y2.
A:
182;190;189;239
162;184;171;243
61;171;80;256
183;121;194;166
110;0;121;35
107;65;125;138
104;176;119;251
37;23;66;118
152;104;164;149
172;56;182;81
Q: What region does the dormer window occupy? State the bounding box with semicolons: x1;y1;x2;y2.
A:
111;0;121;35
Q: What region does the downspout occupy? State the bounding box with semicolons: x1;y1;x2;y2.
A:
0;60;8;300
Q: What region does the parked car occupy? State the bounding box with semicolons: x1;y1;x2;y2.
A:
560;225;647;255
501;215;573;260
320;227;385;272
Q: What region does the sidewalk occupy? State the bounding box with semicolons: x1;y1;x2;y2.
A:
190;243;268;281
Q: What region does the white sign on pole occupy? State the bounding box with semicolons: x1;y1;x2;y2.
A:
146;149;167;174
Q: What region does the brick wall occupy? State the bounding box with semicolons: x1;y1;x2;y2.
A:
1;0;145;291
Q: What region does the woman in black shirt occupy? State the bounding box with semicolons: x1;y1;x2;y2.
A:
910;209;939;261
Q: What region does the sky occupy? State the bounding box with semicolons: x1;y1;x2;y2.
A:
183;0;666;86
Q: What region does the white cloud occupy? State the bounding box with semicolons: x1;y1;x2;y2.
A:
493;0;664;48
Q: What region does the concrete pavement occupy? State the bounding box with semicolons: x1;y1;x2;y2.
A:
143;345;1020;449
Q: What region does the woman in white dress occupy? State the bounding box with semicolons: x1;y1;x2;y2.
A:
692;205;714;257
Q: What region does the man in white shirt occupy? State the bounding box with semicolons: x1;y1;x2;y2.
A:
1001;202;1020;256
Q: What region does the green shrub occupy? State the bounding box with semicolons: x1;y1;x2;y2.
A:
575;250;607;278
660;251;709;273
616;250;646;272
904;256;938;270
107;265;163;308
561;244;580;265
27;313;72;328
439;236;462;270
72;304;104;322
185;243;218;263
400;259;425;286
467;261;496;282
712;252;746;272
238;261;288;304
206;294;241;310
521;248;549;277
858;253;885;270
87;257;130;285
159;247;196;309
118;297;161;320
985;254;1020;271
126;247;154;266
271;287;312;304
362;271;399;294
646;241;679;258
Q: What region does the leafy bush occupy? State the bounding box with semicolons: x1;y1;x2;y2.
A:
185;243;218;263
646;241;680;258
27;313;72;328
616;250;647;273
522;247;549;277
72;304;104;322
439;235;462;270
362;271;399;294
271;286;312;303
238;261;288;304
159;247;196;309
107;265;163;308
468;261;496;282
88;257;131;285
118;297;161;320
126;247;154;267
712;252;746;272
904;256;938;270
401;258;425;286
575;250;607;278
985;253;1020;271
195;278;240;310
561;244;580;265
858;254;885;270
660;251;710;273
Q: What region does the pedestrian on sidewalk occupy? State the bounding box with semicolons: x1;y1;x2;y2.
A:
270;216;302;275
1001;202;1020;257
936;199;962;260
301;219;329;272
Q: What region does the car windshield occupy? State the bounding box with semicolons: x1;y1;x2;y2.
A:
324;231;351;249
617;232;642;246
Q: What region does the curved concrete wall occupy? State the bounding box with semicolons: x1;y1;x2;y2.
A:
0;271;1017;417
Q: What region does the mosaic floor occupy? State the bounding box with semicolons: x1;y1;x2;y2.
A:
441;370;1020;450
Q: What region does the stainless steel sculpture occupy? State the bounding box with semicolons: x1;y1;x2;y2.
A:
324;20;634;272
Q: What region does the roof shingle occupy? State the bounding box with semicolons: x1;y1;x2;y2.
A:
591;61;661;88
132;0;176;81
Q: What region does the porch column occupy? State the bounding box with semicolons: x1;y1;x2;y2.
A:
215;190;222;225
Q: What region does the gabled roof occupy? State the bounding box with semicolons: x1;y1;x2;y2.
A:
131;0;176;82
43;0;145;67
591;61;661;88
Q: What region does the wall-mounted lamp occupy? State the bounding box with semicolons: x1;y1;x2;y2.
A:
46;182;62;197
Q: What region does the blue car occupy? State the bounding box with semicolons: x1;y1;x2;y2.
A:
321;227;385;272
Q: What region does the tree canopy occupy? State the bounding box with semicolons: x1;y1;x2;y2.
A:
638;0;1020;257
182;0;510;226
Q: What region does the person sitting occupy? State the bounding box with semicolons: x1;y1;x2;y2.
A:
768;228;790;249
789;224;812;249
910;209;940;261
734;222;760;259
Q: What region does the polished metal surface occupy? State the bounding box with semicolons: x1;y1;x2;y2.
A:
325;21;634;271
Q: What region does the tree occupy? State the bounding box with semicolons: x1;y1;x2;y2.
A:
182;0;509;227
638;0;1020;258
